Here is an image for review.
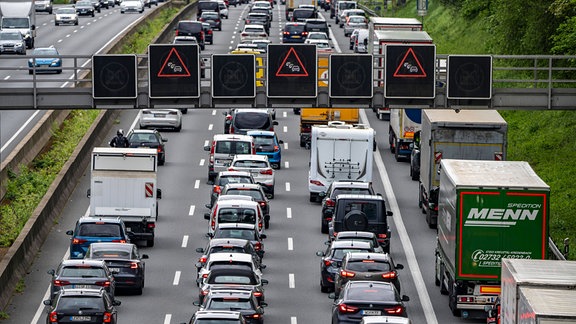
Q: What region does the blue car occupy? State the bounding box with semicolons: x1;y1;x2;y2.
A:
28;46;62;74
66;217;131;259
247;130;283;169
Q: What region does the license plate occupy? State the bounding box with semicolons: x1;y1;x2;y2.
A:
73;284;90;289
154;114;165;118
109;268;120;273
362;310;382;316
70;316;92;321
293;35;301;38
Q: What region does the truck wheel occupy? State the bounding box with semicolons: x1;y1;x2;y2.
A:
343;211;368;231
439;264;448;295
449;283;460;317
146;239;155;247
300;136;305;147
394;145;400;162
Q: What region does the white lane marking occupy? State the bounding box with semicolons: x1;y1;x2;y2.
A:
359;109;438;323
208;124;213;130
66;34;71;38
200;159;205;166
284;161;289;169
30;282;51;324
286;207;292;219
3;76;9;80
173;271;181;285
284;142;288;150
287;237;293;250
182;235;189;248
194;180;200;189
57;39;63;43
285;182;291;191
291;317;297;324
1;111;41;153
204;140;209;147
289;273;295;288
283;111;287;118
212;109;216;115
283;125;288;133
164;314;172;324
189;205;196;216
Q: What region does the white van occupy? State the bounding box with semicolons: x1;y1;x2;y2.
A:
360;316;411;324
353;28;369;53
204;199;265;236
204;134;255;182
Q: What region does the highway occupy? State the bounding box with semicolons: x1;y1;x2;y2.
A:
1;2;486;323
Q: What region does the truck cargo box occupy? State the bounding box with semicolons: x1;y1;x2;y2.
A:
517;286;576;324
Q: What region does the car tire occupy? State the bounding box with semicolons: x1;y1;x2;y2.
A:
180;108;188;114
175;124;182;132
265;219;269;229
75;21;79;25
309;193;317;203
55;22;58;26
320;280;330;293
134;286;143;295
146;239;155;247
321;219;328;234
159;157;165;166
343;210;368;231
439;263;448;295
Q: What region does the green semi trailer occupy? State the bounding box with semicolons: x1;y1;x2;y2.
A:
434;159;550;320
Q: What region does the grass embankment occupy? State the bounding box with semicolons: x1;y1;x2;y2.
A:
389;1;576;258
0;5;181;249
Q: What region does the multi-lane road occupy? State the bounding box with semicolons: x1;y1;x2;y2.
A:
1;2;486;323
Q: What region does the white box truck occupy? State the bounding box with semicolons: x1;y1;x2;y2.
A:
389;108;421;162
516;287;576;323
500;259;576;324
419;109;507;228
0;0;36;48
88;147;161;247
308;121;375;202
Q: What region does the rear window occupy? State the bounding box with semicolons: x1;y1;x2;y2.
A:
347;286;396;301
331;188;371;198
214;229;256;240
332;248;368;260
244;26;265;33
218;176;253;186
293;9;315;19
207;298;253;310
57;296;104;312
226;189;264;200
78;223;122;237
346;260;391;272
233;112;271;130
177;22;202;33
215;141;252;154
348;16;366;23
209;246;246;254
61;266;107;277
209;274;257;284
285;24;305;32
91;250;131;259
232;160;268;168
198;1;219;10
306;21;327;30
218;208;257;223
341;201;380;221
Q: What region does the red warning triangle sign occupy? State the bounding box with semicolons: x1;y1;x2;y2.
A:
393;47;427;78
275;47;309;77
158;47;191;78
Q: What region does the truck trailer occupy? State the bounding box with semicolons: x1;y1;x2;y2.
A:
299;108;359;148
419;109;507;228
500;259;576;324
0;0;35;48
308;121;375;202
388;108;421;161
285;0;316;21
88;147;162;247
516;287;576;324
435;159;550;320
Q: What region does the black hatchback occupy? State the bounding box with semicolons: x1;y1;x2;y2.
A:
44;288;121;324
228;109;277;135
282;22;307;43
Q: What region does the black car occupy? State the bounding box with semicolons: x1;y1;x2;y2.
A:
194;289;267;324
304;18;330;36
199;11;222;31
174;20;206;50
185;310;246;324
330;281;409;323
208;171;255;207
220;183;270;228
210;223;266;258
197;266;268;305
227;108;277;135
202;22;214;45
334;252;404;297
195;237;263;271
291;8;316;22
333;231;384;253
48;259;116;299
319;181;375;234
75;0;95;16
196;0;221;19
316;240;375;293
282;22;307;43
126;129;167;165
43;288;120;324
84;242;148;295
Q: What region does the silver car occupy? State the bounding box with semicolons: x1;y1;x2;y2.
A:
139;109;182;131
344;15;367;37
229;154;275;198
120;0;144;13
0;31;26;55
54;7;79;26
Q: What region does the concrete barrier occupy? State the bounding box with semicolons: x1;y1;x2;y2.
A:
0;1;197;311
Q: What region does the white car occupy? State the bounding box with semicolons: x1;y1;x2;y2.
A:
305;39;333;53
54;7;78;26
307;31;329;41
120;0;144;13
240;24;268;42
251;39;271;53
216;0;229;19
229;154;275;198
344;15;367;37
139;109;182;132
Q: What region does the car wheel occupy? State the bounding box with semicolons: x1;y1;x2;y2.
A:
320;280;330;293
180;108;188;114
134;286;143;295
28;70;33;75
321;219;328;234
55;22;58;26
146;239;155;247
159;157;165;166
309;193;317;203
175;124;182;132
439;263;448;295
57;70;62;74
265;219;269;229
75;21;79;25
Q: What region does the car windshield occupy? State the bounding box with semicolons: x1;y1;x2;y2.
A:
203;12;219;18
214;229;256;240
252;136;275;146
332;248;368;260
32;48;57;56
57;8;76;14
346;260;391;272
347;285;396;301
232;160;268;168
219;176;253;186
0;32;21;41
178;22;201;33
91;250;131;259
208;274;257;284
60;266;106;278
244;27;265;33
343;201;379;221
215;141;252;154
195;320;241;323
308;33;328;40
285;25;305;32
225;189;264;200
332;188;371;198
293;9;315;19
128;133;159;144
207;298;253;310
57;296;104;312
78;224;122;237
349;16;365;23
209;246;246;254
218;208;257;223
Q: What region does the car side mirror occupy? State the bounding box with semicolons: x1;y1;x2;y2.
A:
193;300;201;306
156;188;162;199
324;240;331;245
205;204;212;209
328;292;336;299
162;138;168;142
86;188;91;198
273;121;279;125
261;279;269;285
43;300;52;306
66;230;73;236
204;212;210;220
260;264;267;269
113;300;121;306
206;232;214;238
195;248;205;253
142;254;149;259
278;140;284;144
396;263;404;270
195;262;202;268
196;278;203;284
318;191;326;198
316;251;325;257
387;211;393;216
260;302;268;308
401;295;410;302
47;269;55;275
336;261;342;267
204;145;211;151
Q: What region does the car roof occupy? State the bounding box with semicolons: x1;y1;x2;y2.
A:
59;259;107;267
207;266;258;277
208;238;251;247
193;310;243;319
344;252;392;262
213;134;253;141
336;194;383;201
285;22;306;26
218;171;253;177
331;240;373;249
246;130;275;137
208;252;255;263
88;242;134;252
331;181;372;189
223;183;263;191
216;195;255;202
234;108;270;114
336;231;377;239
216;223;256;230
243;24;266;29
58;288;107;297
233;154;268;162
78;217;123;224
347;280;395;290
306;39;329;44
206;289;253;299
215;199;259;208
129;129;157;134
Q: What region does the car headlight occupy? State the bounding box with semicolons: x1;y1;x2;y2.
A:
50;60;61;67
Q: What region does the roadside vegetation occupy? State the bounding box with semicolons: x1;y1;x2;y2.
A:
390;0;576;258
0;5;182;250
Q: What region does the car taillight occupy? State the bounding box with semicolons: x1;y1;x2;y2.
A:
253;291;263;297
214;186;222;194
378;233;387;239
199;18;205;21
202;273;208;278
157;147;163;153
147;223;155;229
273;145;279;152
254;242;262;251
303;31;308;36
259;202;266;207
310;180;324;186
53;280;71;287
96;281;111;287
340;270;355;278
199;31;204;41
207;29;213;35
72;238;87;245
382;271;397;279
283;31;290;35
142;110;152;115
201;289;209;295
325;198;335;207
211;218;216;230
241;32;248;37
260;169;273;175
229;124;235;134
228;167;236;171
168;111;178;115
49;311;58;322
130;262;138;269
384;306;404;315
175;30;180;36
246;20;251;24
251;314;262;319
323;259;333;267
199;256;207;263
338;303;359;314
103;312;112;323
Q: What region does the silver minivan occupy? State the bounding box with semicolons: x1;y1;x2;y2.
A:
204;134;255;182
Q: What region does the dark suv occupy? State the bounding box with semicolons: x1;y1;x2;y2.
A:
174;20;206;50
66;217;131;259
228;108;278;135
328;194;393;253
304;19;330;36
319;181;375;234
